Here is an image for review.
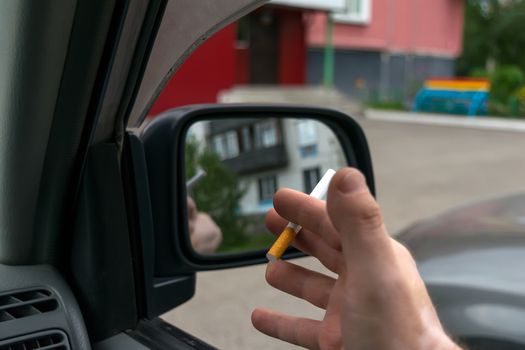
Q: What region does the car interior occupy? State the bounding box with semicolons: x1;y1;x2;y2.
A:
2;1;525;349
0;1;372;349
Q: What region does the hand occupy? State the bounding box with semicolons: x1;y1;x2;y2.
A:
252;168;461;350
187;197;222;254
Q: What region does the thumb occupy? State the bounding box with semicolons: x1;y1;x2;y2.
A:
326;168;390;260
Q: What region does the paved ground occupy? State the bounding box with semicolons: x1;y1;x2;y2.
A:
162;110;525;349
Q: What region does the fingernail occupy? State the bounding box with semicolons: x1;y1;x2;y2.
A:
337;170;368;194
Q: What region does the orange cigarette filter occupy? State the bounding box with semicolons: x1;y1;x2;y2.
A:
266;226;297;262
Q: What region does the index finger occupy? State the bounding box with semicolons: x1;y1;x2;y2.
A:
273;188;341;250
265;209;343;273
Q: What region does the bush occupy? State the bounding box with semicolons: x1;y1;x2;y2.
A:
482;65;525;117
366;99;406;111
490;65;524;105
468;67;490;79
513;85;525;116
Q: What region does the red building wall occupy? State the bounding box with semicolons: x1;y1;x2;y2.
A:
149;7;306;116
307;0;464;57
149;23;237;115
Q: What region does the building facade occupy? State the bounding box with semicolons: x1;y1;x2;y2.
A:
150;0;465;114
199;118;345;215
306;0;465;101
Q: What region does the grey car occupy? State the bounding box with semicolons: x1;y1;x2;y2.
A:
398;192;525;349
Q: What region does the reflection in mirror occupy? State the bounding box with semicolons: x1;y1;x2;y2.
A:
185;117;346;255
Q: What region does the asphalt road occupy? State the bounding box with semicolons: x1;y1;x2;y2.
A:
162;114;525;349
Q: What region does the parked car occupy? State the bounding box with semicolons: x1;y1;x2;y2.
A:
399;192;525;349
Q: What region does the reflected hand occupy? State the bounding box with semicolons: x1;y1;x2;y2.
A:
252;168;461;350
187;197;222;254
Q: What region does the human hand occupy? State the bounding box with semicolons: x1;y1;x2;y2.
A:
187;197;222;254
252;168;461;350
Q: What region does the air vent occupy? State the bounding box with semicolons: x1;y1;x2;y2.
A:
0;289;58;323
0;330;70;350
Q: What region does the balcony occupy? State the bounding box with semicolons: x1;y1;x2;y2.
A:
222;144;288;175
208;119;258;134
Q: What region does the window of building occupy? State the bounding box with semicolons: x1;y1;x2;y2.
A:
211;135;224;158
296;120;317;146
296;120;318;157
300;144;319;158
254;120;278;149
258;175;278;202
303;167;321;194
211;130;239;160
333;0;371;24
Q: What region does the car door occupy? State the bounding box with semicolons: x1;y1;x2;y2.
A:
0;0;263;348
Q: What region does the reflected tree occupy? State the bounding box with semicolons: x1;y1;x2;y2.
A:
185;136;249;252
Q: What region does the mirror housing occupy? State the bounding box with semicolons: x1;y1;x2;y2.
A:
139;104;374;276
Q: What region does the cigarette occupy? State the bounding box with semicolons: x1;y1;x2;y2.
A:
186;168;206;191
266;169;337;263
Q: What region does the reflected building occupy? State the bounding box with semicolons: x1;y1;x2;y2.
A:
204;118;345;215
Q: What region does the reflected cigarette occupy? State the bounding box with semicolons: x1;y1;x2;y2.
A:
266;169;336;263
186;168;206;192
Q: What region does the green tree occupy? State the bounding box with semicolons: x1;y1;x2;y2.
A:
457;0;525;76
490;65;524;103
457;1;525;116
185;136;248;251
488;65;524;116
492;1;525;71
456;0;493;76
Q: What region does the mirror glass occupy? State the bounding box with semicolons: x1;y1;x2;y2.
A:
184;117;347;255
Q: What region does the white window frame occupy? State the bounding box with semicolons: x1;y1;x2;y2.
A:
212;131;239;160
254;120;278;149
296;120;318;147
224;131;239;158
258;175;278;202
303;167;321;194
333;0;371;25
212;135;225;158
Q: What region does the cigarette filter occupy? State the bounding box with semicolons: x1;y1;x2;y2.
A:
266;169;336;262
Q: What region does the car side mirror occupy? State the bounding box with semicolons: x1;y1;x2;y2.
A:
129;104;374;317
141;103;374;269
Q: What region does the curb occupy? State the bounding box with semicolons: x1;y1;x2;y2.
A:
365;109;525;133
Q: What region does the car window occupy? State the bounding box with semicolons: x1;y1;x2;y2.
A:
141;2;525;349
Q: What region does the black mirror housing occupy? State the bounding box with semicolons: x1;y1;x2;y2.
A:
139;104;375;276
